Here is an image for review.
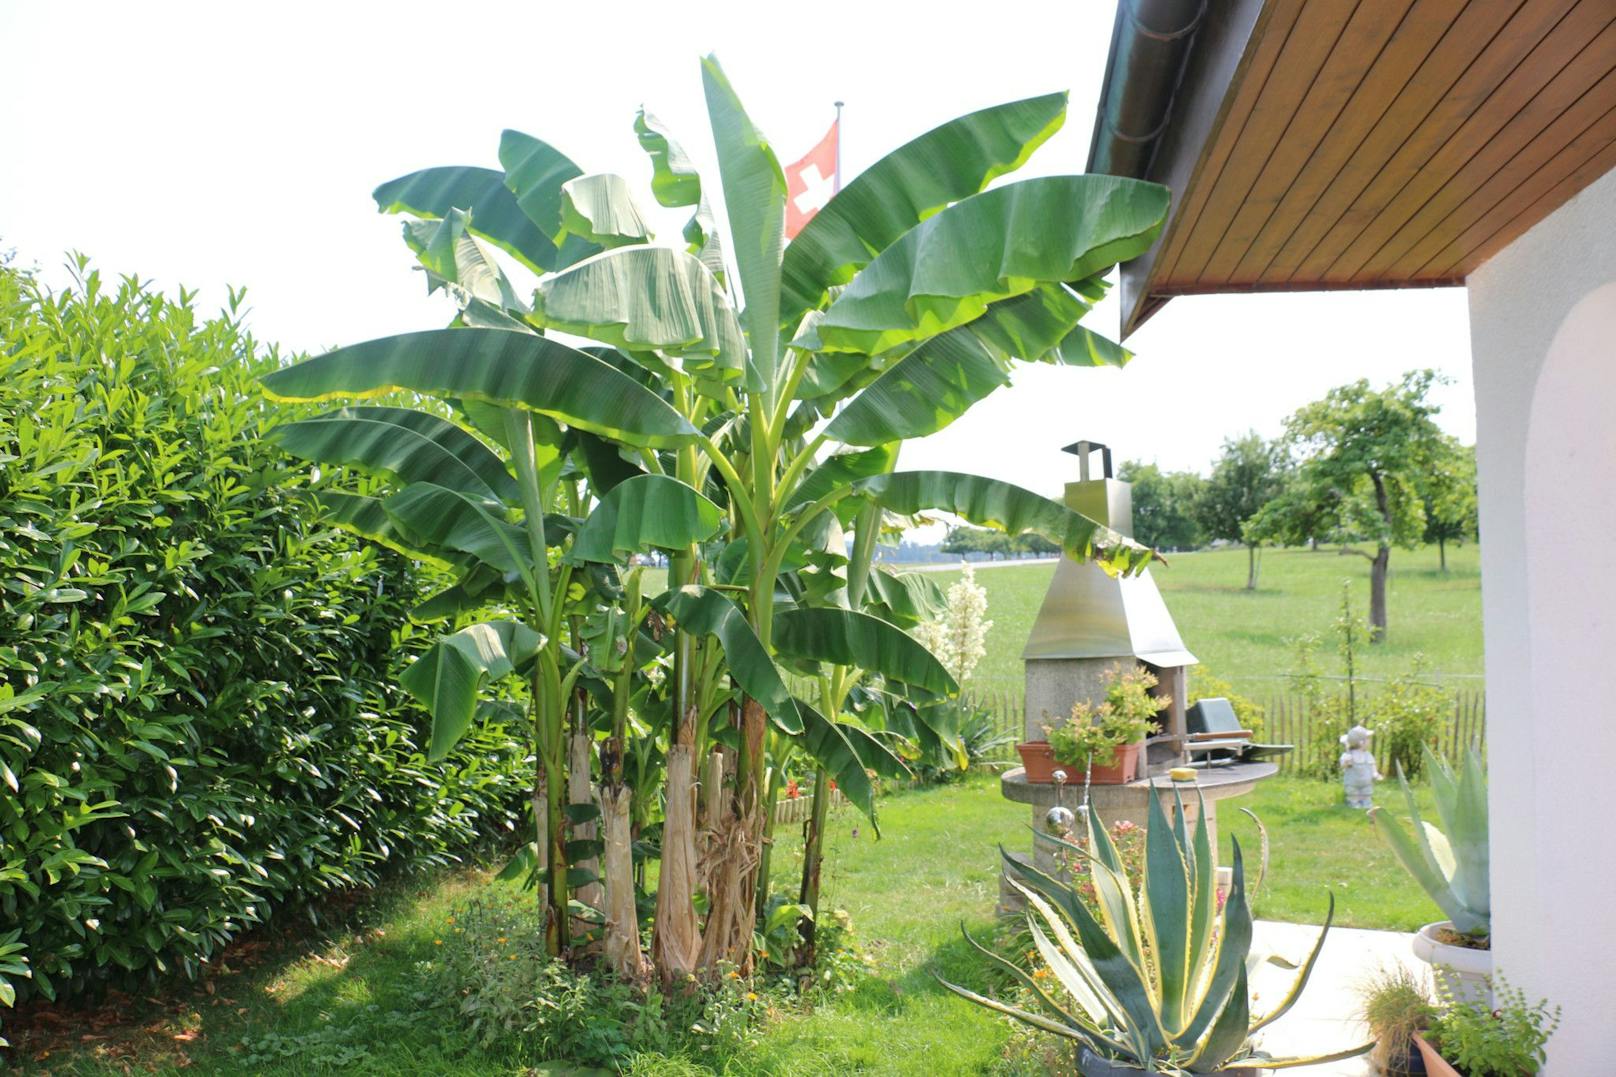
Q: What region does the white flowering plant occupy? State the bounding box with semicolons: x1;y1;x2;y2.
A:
913;562;994;689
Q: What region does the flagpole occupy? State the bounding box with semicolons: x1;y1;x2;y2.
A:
833;100;844;194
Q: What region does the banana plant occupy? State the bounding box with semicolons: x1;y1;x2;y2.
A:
1371;746;1489;938
942;791;1373;1071
260;379;723;957
263;55;1169;975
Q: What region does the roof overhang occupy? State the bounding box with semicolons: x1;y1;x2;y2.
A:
1090;0;1616;337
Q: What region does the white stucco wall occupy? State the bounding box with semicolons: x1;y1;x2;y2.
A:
1467;165;1616;1070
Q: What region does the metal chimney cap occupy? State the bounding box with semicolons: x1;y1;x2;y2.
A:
1062;440;1113;480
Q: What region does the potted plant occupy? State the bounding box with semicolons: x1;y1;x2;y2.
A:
941;788;1373;1074
1042;666;1165;785
1016;733;1060;783
1360;964;1436;1075
1412;975;1560;1076
1371;747;1491;1002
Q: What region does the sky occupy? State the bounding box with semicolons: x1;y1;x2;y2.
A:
1;0;1476;505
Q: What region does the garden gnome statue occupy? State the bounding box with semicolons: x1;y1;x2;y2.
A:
1339;724;1382;809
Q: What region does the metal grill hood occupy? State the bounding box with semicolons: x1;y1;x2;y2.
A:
1021;443;1197;668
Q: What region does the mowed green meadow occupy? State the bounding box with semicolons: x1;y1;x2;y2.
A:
916;542;1484;696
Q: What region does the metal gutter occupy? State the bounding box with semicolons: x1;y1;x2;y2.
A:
1086;0;1207;179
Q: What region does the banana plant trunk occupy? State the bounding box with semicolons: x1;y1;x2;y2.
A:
568;726;603;921
652;732;703;982
600;782;646;979
795;765;832;965
754;764;783;918
696;696;767;973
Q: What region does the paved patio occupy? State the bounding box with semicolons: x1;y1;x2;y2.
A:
1249;920;1428;1074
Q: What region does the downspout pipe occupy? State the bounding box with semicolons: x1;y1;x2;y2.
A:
1087;0;1206;178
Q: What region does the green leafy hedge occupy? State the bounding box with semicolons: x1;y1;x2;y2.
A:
0;261;528;1027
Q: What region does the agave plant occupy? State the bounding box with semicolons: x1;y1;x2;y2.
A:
1371;746;1489;938
262;55;1169;976
942;792;1371;1071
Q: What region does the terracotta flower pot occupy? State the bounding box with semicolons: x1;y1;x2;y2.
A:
1082;742;1143;784
1016;741;1058;782
1412;1033;1460;1077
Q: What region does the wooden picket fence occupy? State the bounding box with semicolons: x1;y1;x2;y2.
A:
964;684;1486;775
772;787;846;825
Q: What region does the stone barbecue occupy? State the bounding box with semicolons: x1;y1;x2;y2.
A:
1000;440;1277;913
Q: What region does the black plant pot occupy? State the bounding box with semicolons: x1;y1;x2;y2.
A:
1388;1042;1429;1076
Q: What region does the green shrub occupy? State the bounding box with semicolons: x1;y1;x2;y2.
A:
1369;666;1451;780
0;262;528;1029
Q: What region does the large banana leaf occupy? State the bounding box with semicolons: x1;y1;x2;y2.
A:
633;109;726;282
261;328;698;448
780;92;1069;323
701;56;785;394
558;173;653;249
862;568;947;631
401;620;544;760
656;586;803;735
794;704;909;830
785;444;899;513
824;327;1008;447
314;491;452;564
817;175;1169;355
824;284;1128;445
633;109;702;208
383;482;534;586
495;130;595;260
853;471;1152;575
269;406;517;505
373;164;588;275
403;209;526;311
773;607;956;698
568;474;721;563
530;246;744;382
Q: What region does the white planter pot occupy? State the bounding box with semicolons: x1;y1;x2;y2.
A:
1412;920;1492;1005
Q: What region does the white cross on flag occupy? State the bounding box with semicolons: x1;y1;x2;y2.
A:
784;120;838;239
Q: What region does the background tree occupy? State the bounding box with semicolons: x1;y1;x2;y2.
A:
1421;436;1478;572
942;525;1053;560
1196;433;1282;589
1253;371;1449;641
1117;460;1206;551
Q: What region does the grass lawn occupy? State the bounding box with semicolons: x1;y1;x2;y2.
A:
921;543;1483;698
25;775;1437;1075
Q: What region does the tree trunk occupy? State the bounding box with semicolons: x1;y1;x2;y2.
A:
795;765;831;966
1245;543;1259;591
651;738;702;982
601;784;646;980
1438;535;1448;572
1369;544;1390;643
696;697;767;974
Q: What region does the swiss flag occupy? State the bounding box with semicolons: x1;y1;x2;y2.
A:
784;120;838;239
